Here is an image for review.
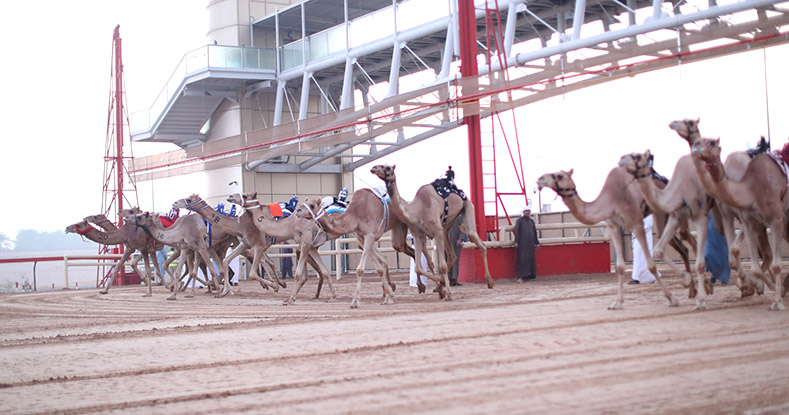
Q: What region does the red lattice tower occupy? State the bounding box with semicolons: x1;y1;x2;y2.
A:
98;25;139;288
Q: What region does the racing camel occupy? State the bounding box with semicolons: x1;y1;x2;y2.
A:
296;188;416;308
537;167;684;309
371;164;493;301
690;137;789;310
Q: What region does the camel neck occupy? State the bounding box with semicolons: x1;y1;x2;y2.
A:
561;190;614;225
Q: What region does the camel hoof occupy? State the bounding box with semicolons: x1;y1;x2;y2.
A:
350;299;360;309
279;281;287;288
755;281;766;295
688;285;698;299
99;289;108;295
326;296;338;303
167;296;177;301
682;272;693;287
608;301;624;310
390;283;396;292
381;296;395;305
769;301;785;311
185;294;194;298
283;298;296;306
417;285;425;294
704;279;714;295
694;300;708;311
487;280;495;289
668;296;680;307
142;293;152;298
271;284;279;293
740;285;755;298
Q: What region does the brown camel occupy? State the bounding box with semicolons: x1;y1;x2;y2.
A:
371;164;493;301
65;219;160;297
173;194;287;293
132;212;232;300
537;168;682;309
690;137;788;310
670;118;773;297
296;188;416;308
231;192;337;305
618;150;713;309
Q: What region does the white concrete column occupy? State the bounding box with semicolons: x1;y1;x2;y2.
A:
387;42;403;97
340;57;355;109
298;72;311;120
273;79;285;126
571;0;587;40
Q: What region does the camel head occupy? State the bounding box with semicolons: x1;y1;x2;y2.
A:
173;194;203;211
669;118;701;145
298;197;323;218
536;169;576;198
118;207;142;221
233;192;260;208
690;137;722;165
370;164;396;186
83;214;108;223
618;150;652;177
226;193;244;205
133;212;157;227
65;220;91;234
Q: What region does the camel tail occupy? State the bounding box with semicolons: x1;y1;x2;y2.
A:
461;199;494;289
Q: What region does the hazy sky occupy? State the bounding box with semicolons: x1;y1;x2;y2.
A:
1;0;787;241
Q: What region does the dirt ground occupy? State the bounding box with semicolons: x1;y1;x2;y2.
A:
1;270;788;415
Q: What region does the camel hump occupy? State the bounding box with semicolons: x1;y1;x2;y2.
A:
430;177;467;200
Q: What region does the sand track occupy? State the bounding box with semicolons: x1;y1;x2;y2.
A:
1;272;788;414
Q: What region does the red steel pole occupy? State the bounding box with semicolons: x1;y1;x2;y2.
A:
458;0;486;238
113;25;124;229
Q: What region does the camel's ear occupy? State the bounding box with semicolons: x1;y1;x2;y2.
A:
696;117;700;124
644;149;652;158
568;168;574;176
392;164;396;171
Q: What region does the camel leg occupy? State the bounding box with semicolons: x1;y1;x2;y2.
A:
187;252;201;298
755;224;774;291
350;237;371;309
635;222;680;308
140;253;155;297
463;202;494;288
163;247;181;291
741;222;774;295
415;233;450;300
284;245;334;304
251;249;281;292
370;245;396;301
651;216;693;297
691;214;711;310
722;215;752;296
308;248;335;301
168;252;188;300
259;251;287;289
202;249;228;298
767;218;785;311
100;248;134;294
128;254;148;296
655;213;693;272
607;224;627;310
284;245;316;305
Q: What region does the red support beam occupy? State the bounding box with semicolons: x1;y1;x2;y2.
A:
458;0;486;238
113;25;124;229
